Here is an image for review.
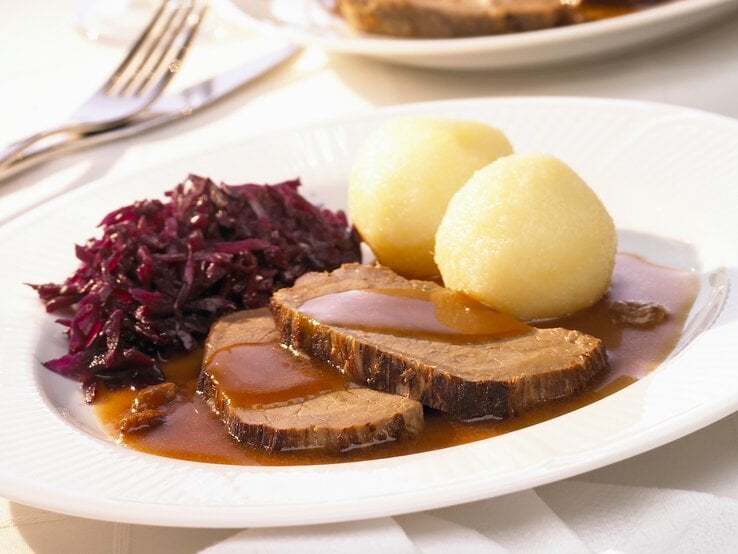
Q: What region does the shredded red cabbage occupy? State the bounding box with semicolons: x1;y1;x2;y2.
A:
31;175;361;401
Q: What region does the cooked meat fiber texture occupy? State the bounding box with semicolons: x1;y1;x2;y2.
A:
336;0;580;38
199;309;424;452
270;264;609;420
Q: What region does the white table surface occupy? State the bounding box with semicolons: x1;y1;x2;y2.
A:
1;1;737;552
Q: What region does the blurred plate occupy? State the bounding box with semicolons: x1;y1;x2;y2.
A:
212;0;738;69
0;97;736;527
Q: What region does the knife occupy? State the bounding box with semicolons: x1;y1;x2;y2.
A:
0;44;299;182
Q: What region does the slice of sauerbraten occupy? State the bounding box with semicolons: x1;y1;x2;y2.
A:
334;0;581;38
198;309;424;452
270;264;609;420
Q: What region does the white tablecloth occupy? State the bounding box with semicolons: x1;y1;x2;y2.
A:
1;1;737;552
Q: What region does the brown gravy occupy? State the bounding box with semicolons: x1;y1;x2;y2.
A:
206;343;351;409
95;253;698;465
299;288;531;342
577;1;670;22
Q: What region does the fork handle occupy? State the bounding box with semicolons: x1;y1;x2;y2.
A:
0;124;106;182
0;115;162;183
0;131;60;171
0;122;111;171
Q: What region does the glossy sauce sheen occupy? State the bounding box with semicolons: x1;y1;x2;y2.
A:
206;344;350;408
95;253;698;465
577;0;668;21
299;288;531;341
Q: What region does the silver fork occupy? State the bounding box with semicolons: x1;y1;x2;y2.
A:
0;0;207;171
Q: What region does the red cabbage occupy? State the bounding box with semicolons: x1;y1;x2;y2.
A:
31;175;361;401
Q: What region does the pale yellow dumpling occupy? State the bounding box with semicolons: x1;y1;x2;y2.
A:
435;153;616;320
348;117;513;278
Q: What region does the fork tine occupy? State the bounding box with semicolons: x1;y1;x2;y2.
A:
115;1;192;95
132;1;207;97
0;0;205;174
102;0;174;92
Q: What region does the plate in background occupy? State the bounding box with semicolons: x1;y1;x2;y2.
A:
212;0;738;69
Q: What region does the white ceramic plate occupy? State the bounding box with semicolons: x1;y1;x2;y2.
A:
212;0;738;69
1;97;737;528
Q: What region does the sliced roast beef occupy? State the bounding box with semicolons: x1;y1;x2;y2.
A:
198;309;424;452
334;0;581;38
270;264;609;420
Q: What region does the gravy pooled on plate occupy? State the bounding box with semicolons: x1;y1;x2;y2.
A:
96;253;698;466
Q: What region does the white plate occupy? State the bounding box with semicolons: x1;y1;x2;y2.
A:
0;97;737;528
213;0;738;69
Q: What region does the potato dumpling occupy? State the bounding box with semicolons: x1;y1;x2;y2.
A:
435;153;616;320
349;116;513;278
